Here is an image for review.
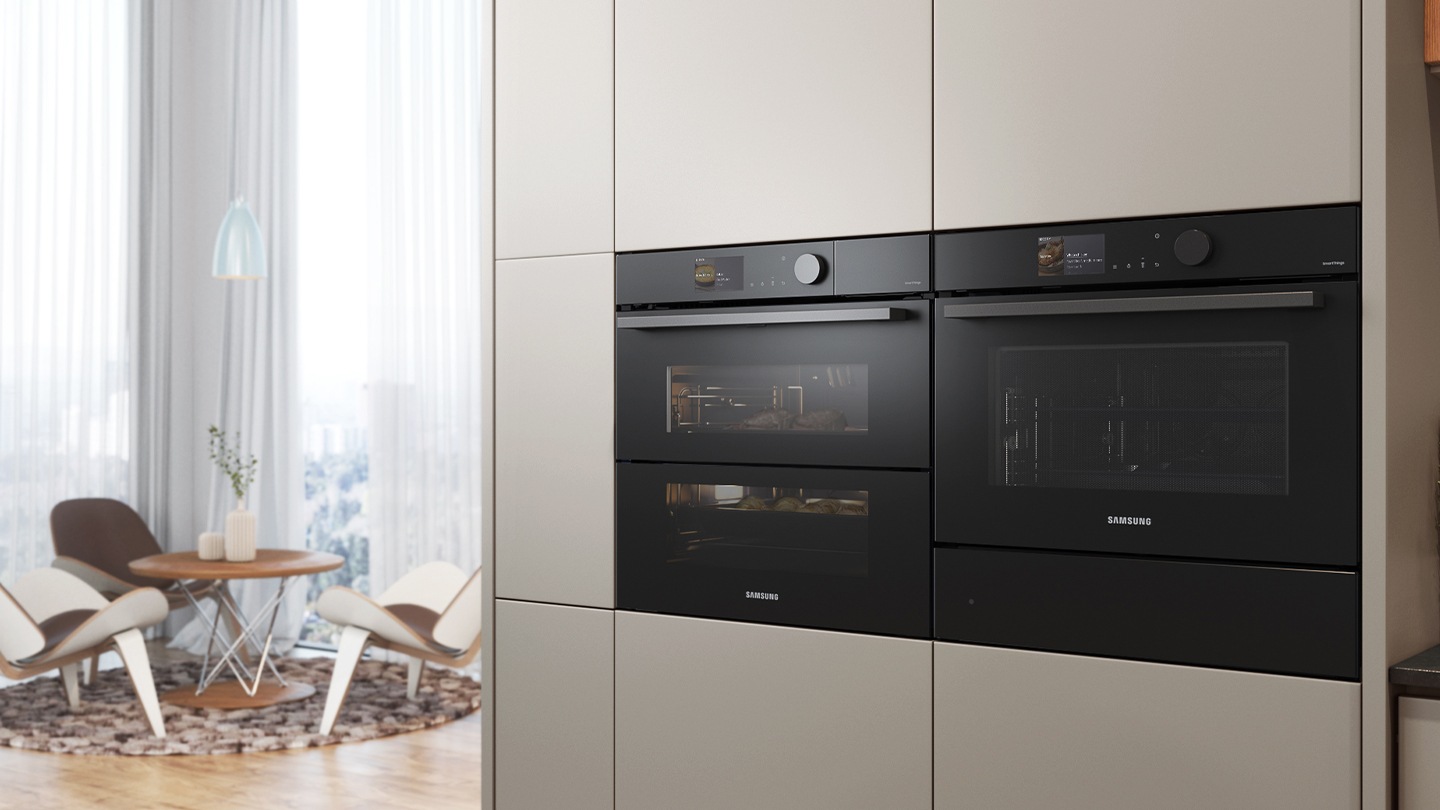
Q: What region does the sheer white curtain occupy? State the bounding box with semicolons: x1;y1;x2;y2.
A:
172;0;303;654
0;1;136;583
366;0;485;597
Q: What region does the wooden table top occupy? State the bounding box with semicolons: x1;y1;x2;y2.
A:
129;549;344;580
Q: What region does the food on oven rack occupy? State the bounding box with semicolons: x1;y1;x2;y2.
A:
770;496;804;512
836;503;868;516
735;407;796;430
797;498;841;514
792;408;847;431
735;496;767;510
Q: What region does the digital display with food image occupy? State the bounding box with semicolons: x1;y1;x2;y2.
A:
1037;233;1106;277
694;255;743;291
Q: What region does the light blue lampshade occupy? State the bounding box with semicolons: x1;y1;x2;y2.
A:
211;197;268;280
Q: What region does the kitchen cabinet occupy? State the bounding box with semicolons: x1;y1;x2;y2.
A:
616;612;931;810
934;643;1359;810
615;0;931;251
496;0;612;259
494;600;614;810
1400;697;1440;808
934;0;1360;230
495;254;614;607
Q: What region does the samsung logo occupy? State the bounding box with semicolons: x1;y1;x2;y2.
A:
745;591;780;601
1107;516;1152;526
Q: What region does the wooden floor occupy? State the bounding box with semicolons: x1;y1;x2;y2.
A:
0;641;482;809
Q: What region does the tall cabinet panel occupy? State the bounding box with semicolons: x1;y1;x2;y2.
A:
496;0;613;259
495;254;614;607
616;612;932;810
934;0;1360;230
934;643;1360;810
615;0;931;251
495;600;614;810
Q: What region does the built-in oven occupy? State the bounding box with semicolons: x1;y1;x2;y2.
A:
931;206;1360;679
615;235;932;638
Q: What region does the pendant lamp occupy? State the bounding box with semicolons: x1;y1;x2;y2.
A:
212;196;267;280
212;0;266;281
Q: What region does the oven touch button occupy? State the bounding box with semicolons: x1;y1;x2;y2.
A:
1174;229;1213;266
793;253;825;285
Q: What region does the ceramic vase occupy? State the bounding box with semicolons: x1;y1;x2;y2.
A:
198;531;226;561
224;500;257;562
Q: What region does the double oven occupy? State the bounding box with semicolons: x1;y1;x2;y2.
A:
615;236;932;638
615;206;1359;680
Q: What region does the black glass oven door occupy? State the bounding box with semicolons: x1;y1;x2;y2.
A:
934;281;1357;566
616;299;929;469
616;462;931;638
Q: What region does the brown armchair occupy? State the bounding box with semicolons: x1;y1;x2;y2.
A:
49;498;231;680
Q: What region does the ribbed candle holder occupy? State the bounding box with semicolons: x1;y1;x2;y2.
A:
224;501;257;562
198;531;225;561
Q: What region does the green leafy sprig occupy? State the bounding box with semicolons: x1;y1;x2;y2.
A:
208;425;259;502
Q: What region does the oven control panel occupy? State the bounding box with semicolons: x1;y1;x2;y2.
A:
617;234;930;306
934;206;1357;293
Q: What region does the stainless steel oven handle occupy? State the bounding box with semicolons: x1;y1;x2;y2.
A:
942;290;1323;319
617;307;908;329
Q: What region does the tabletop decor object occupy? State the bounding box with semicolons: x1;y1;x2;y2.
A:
209;425;259;562
198;531;225;561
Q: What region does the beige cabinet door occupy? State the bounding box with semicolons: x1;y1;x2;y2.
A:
495;254;614;607
1400;697;1440;809
934;0;1360;230
615;612;932;810
615;0;931;251
495;600;614;810
934;643;1360;810
496;0;613;259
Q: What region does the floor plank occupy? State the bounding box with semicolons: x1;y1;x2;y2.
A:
0;641;483;809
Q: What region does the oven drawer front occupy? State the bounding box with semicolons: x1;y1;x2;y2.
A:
617;299;930;469
934;280;1357;566
933;546;1358;679
617;463;931;638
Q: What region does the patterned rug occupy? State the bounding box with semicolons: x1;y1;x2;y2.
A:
0;657;481;755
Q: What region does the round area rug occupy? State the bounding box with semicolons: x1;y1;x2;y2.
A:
0;657;481;755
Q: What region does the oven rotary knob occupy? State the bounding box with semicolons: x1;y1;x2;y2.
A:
793;253;825;285
1173;229;1213;266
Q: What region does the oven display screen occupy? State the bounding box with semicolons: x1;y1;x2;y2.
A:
694;256;744;291
1037;233;1105;277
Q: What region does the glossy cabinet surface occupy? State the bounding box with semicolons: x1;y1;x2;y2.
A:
496;0;613;258
934;643;1360;810
615;0;931;250
495;600;614;809
495;254;614;607
616;612;932;810
934;0;1360;229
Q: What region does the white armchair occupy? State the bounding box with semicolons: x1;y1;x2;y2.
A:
0;567;169;737
315;561;481;735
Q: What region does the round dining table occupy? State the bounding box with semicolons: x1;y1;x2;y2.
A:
130;549;344;709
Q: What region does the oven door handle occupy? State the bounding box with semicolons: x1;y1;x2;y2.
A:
942;290;1323;319
616;307;908;329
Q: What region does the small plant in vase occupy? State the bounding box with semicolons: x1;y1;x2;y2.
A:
209;425;259;562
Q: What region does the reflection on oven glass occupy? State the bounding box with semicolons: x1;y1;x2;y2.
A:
668;364;869;435
665;482;870;577
993;342;1289;496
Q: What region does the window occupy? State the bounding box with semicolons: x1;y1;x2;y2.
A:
0;0;133;582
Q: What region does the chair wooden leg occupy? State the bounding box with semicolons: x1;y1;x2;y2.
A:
407;658;423;700
82;654;97;686
320;626;371;736
60;663;80;708
112;629;165;738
